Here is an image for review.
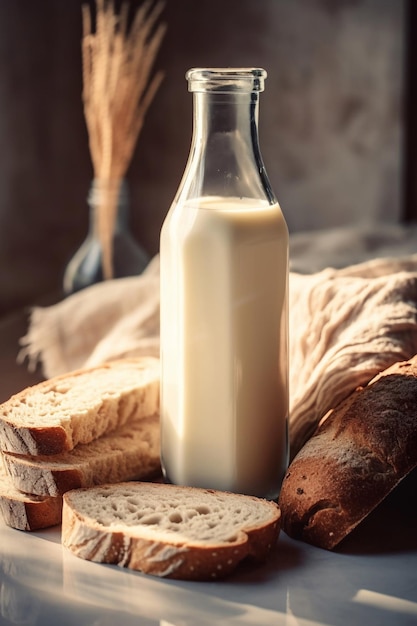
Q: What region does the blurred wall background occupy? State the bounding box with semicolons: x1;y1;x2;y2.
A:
0;0;407;316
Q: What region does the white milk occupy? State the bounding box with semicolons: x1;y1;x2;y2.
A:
160;196;288;499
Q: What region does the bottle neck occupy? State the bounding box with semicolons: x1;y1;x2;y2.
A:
193;91;259;139
88;179;130;236
177;90;275;204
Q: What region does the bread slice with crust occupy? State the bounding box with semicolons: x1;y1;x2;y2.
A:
2;414;161;497
62;482;281;580
0;459;62;531
0;357;159;456
279;355;417;549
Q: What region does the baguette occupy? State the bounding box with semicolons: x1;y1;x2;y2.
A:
279;355;417;549
0;459;62;531
2;414;161;497
62;482;281;580
0;358;159;456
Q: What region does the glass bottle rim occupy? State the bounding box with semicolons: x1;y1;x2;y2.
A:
186;67;267;93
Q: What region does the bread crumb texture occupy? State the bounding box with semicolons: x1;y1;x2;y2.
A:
0;358;159;455
62;482;281;580
2;414;160;497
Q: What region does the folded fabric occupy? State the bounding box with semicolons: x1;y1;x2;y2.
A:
19;253;417;456
19;255;160;379
289;256;417;454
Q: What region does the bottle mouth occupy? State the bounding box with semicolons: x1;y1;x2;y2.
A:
186;68;267;93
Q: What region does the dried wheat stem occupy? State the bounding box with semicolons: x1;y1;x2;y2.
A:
81;0;166;279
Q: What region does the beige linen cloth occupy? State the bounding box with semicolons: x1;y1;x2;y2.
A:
19;253;417;457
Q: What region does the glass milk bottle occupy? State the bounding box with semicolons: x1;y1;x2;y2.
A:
160;68;288;500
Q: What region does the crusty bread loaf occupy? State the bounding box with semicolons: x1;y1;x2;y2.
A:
279;355;417;550
2;414;160;497
0;357;159;456
62;482;281;580
0;459;62;531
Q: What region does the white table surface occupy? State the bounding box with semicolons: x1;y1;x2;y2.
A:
1;471;416;626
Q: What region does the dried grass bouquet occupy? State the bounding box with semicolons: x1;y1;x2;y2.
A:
81;0;166;279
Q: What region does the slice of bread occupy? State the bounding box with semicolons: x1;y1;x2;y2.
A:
0;357;159;456
279;355;417;550
62;482;281;580
0;459;62;531
2;414;161;497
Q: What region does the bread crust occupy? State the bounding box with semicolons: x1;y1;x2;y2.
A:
2;415;161;497
0;493;63;531
279;356;417;549
0;462;62;531
0;358;159;456
0;425;70;456
62;482;281;580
